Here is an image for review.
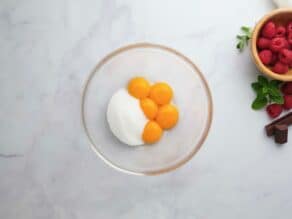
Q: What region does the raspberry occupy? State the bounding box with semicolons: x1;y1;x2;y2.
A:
283;95;292;109
270;37;288;52
286;22;292;33
287;32;292;45
257;38;271;49
278;48;292;64
275;25;286;37
270;53;278;65
281;82;292;95
266;104;283;118
259;50;273;65
272;61;289;74
261;21;276;38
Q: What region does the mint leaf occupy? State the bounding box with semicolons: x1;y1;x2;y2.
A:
258;75;269;86
241;26;252;37
236;26;252;52
251;75;283;110
241;26;249;32
269;87;284;104
243;36;250;45
252;96;268;110
237;41;244;51
270;80;282;88
262;86;269;95
271;95;284;104
237;35;243;40
269;86;282;96
251;82;262;92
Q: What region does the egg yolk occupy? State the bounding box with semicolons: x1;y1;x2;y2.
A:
149;82;173;105
156;104;179;129
140;98;158;120
128;77;150;99
142;121;163;144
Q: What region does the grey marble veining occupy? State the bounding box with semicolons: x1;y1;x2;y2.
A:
1;0;292;218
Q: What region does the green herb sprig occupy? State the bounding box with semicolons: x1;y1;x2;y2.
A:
236;26;252;52
251;76;283;110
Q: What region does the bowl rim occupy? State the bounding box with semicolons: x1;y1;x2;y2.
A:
81;42;213;176
251;8;292;81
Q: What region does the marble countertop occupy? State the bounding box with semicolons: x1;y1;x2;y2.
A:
1;0;292;218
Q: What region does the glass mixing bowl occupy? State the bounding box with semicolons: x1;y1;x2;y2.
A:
82;43;213;175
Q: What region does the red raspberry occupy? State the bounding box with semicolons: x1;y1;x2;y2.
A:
257;38;271;49
281;82;292;95
286;22;292;33
262;21;276;38
272;61;289;74
259;50;273;65
278;48;292;64
266;104;283;118
283;95;292;109
275;25;286;37
270;53;278;65
270;37;288;52
287;32;292;45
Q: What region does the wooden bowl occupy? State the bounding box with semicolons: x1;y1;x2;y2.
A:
251;8;292;81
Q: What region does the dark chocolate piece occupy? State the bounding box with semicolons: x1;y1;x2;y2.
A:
265;112;292;136
274;124;288;144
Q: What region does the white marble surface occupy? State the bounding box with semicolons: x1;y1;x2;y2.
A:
1;0;292;218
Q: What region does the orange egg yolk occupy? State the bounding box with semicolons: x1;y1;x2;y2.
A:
128;77;150;99
140;98;158;120
149;82;173;105
127;77;179;144
142;121;163;144
156;104;179;129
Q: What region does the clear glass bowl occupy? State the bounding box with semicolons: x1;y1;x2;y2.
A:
82;43;213;175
